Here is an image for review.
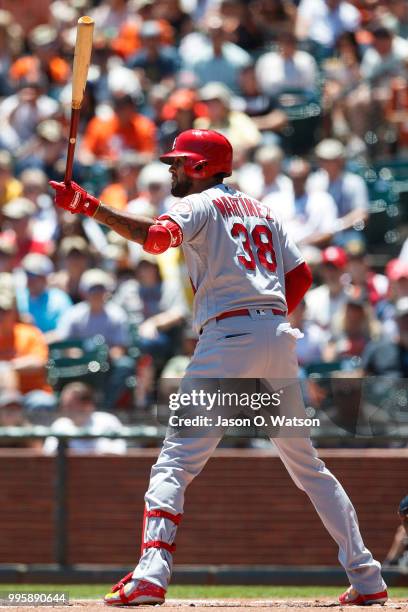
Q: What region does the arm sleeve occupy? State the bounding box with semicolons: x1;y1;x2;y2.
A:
284;261;313;314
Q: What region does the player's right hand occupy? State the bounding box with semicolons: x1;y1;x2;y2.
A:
49;180;100;217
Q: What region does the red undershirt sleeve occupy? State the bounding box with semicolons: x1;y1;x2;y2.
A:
284;261;313;314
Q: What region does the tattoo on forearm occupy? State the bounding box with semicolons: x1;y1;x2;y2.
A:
94;205;153;244
104;215;146;241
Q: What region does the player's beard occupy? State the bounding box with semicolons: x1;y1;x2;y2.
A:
171;175;193;197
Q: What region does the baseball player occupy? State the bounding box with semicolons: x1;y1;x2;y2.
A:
50;129;387;607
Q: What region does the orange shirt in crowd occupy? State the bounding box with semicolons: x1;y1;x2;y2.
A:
10;55;70;84
0;322;51;394
81;113;156;161
98;183;129;211
111;19;174;59
0;177;22;209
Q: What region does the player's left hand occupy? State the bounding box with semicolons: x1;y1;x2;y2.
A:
49;180;100;217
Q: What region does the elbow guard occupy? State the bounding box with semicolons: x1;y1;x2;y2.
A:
143;219;183;254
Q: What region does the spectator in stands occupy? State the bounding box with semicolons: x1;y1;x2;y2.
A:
127;20;180;87
235;64;288;135
346;246;388;308
380;0;408;40
386;76;408;155
0;284;51;396
0;150;22;211
98;152;149;212
91;0;134;38
264;157;337;246
128;162;173;218
250;0;296;43
307;139;369;246
153;0;193;44
288;300;327;368
80;94;156;164
296;0;361;51
194;82;261;151
51;237;92;304
0;392;42;449
56;269;133;409
362;297;408;377
218;0;265;52
181;14;251;93
114;254;188;361
379;259;408;339
16;254;72;337
0;78;58;151
43;382;126;455
158;322;198;402
160;322;198;379
27;25;70;91
325;294;380;364
158;88;204;153
2;197;51;264
0;10;22;97
0;235;15;273
16;119;66;179
361;25;408;86
322;32;363;143
20;168;57;243
239;144;292;200
255;31;318;98
306;246;349;332
384;494;408;570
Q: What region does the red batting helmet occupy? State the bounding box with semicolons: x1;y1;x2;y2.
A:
159;129;233;179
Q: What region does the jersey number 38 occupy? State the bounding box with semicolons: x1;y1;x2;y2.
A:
231;222;277;273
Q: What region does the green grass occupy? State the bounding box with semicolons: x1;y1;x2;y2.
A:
0;585;407;599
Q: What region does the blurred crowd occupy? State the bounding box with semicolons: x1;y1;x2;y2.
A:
0;0;408;446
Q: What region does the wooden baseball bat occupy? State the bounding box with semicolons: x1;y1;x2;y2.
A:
64;15;94;183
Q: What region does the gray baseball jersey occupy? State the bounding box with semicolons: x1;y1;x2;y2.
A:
163;183;304;332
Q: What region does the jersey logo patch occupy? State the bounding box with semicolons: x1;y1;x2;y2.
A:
171;202;191;213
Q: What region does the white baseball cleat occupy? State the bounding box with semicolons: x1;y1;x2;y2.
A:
339;586;388;606
104;573;166;606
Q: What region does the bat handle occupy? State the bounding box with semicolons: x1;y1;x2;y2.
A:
64;107;81;184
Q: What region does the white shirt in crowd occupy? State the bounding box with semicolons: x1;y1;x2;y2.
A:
0;94;59;149
43;411;127;455
296;322;329;366
255;50;318;97
263;190;338;244
306;170;369;218
305;285;348;332
238;163;293;200
297;0;360;47
361;37;408;84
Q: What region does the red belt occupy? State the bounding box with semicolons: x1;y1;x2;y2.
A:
216;307;286;322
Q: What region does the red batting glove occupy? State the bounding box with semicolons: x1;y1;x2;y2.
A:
49;180;100;217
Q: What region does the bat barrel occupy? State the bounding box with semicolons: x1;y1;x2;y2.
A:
64;16;94;184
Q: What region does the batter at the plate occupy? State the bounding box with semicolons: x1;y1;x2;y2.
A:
49;129;387;607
